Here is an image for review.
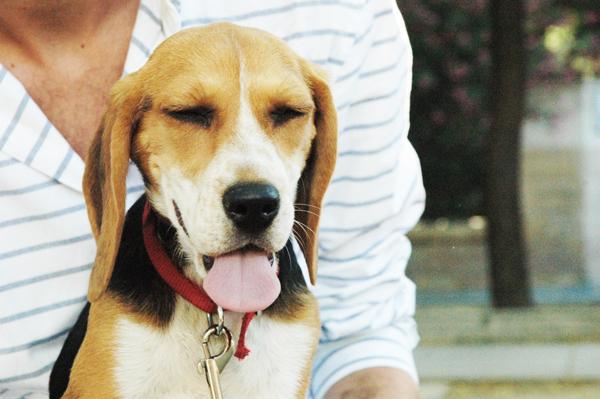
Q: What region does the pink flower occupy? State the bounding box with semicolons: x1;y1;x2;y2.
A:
417;74;436;90
452;88;476;114
527;0;542;14
449;64;471;82
473;0;486;14
584;11;599;25
457;32;473;48
478;52;491;65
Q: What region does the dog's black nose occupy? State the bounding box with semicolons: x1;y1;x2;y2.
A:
222;183;280;233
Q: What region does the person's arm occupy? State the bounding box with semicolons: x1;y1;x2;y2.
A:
325;367;419;399
310;1;425;398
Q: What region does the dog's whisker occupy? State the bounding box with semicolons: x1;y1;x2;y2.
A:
294;203;321;210
298;177;308;201
291;230;308;258
283;245;293;270
295;237;306;262
294;209;320;217
294;220;316;237
292;223;313;263
293;221;311;240
293;221;308;236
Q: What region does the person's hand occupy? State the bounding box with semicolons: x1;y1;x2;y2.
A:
323;367;420;399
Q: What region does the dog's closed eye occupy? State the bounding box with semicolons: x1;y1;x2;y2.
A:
166;106;214;128
270;106;306;127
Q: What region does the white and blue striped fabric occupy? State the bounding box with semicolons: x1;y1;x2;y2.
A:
0;1;425;398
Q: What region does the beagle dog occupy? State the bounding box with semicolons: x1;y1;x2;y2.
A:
48;23;337;398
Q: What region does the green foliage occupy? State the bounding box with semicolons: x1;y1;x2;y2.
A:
398;0;599;219
398;0;490;219
528;1;600;84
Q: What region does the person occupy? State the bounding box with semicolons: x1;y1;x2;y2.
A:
0;1;425;398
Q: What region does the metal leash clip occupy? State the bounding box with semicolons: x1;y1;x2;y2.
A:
198;307;234;399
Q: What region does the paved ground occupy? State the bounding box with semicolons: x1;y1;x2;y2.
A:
414;305;600;398
421;381;600;399
406;149;586;297
417;343;600;380
415;305;600;345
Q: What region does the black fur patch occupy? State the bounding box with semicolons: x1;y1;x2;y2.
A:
264;240;310;316
107;195;179;327
49;303;90;399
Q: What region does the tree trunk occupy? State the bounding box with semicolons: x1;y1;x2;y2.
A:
486;0;533;307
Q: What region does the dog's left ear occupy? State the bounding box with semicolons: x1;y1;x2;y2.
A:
295;62;338;285
83;74;145;302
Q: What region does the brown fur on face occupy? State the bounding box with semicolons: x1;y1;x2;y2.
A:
83;22;337;302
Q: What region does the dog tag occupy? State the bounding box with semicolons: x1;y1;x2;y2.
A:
198;326;234;399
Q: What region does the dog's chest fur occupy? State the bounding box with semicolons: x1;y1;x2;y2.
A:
114;300;315;398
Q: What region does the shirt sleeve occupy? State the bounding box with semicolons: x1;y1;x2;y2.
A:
308;2;425;397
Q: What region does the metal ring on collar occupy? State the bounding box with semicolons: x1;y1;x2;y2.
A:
206;306;225;335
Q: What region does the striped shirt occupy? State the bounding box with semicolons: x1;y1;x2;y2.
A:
0;1;425;398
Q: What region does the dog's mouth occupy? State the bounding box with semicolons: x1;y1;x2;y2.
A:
201;244;280;313
171;200;281;312
202;245;275;271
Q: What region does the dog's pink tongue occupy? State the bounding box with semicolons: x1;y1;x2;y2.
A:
203;250;280;313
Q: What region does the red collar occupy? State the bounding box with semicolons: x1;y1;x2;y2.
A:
142;200;254;360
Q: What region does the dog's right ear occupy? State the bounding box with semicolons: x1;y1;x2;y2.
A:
295;61;338;286
83;74;144;302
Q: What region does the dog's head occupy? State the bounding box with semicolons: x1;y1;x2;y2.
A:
83;23;337;304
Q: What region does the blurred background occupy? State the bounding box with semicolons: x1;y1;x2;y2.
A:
395;1;600;397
